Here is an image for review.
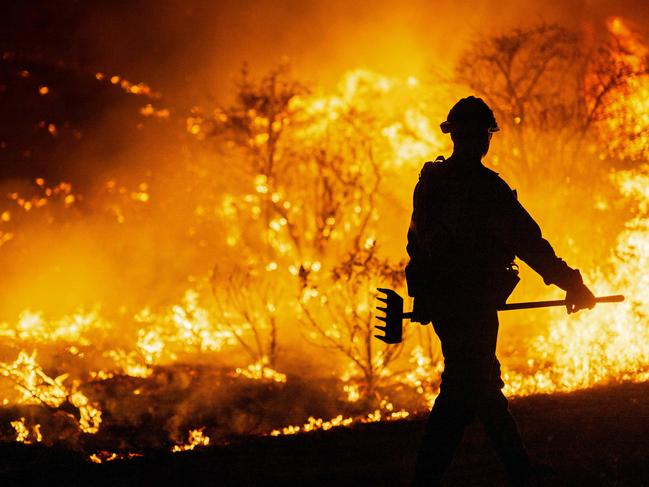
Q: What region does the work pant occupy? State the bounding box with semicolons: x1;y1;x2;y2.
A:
413;306;530;486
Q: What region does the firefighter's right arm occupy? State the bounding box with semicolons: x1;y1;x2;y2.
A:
405;164;438;323
405;162;434;298
406;226;434;324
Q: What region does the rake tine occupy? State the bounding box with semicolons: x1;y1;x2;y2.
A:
374;287;405;344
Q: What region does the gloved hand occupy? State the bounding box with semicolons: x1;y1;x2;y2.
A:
412;296;434;324
565;282;596;314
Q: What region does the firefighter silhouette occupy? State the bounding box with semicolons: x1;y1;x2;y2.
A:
407;97;596;486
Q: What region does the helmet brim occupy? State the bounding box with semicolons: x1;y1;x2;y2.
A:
440;121;500;134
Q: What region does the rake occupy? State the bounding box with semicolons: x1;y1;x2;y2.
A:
374;288;625;344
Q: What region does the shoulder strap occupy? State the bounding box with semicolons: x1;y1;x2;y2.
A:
418;155;446;180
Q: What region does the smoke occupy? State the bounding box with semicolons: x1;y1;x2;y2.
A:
4;0;648;107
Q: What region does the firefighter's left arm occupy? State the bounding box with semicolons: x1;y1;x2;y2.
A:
505;190;596;312
509;199;581;290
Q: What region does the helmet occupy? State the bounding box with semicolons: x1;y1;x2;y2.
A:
440;96;499;134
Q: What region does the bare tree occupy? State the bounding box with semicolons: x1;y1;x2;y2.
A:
199;66;401;376
456;22;649;183
456;24;584;181
210;263;281;367
197;65;305;370
297;243;407;401
194;64;430;398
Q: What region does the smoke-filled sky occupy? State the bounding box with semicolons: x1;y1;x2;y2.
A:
3;0;648;105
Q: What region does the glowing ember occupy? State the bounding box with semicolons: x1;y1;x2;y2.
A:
270;415;354;436
172;428;211;452
234;357;287;383
96;72;160;99
10;417;42;443
89;451;144;464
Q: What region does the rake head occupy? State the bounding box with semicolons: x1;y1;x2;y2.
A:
374;287;405;344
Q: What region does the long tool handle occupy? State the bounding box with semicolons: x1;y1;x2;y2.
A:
401;294;625;319
498;294;624;311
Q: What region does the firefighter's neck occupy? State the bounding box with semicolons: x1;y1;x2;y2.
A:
449;146;485;166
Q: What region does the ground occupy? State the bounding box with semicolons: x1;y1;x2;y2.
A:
1;381;649;486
